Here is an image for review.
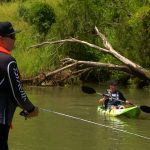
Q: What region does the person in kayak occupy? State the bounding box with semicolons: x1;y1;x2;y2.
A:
99;80;129;109
0;21;39;150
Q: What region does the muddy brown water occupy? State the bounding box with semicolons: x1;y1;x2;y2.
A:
9;85;150;150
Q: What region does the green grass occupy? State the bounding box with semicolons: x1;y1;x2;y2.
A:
0;0;61;78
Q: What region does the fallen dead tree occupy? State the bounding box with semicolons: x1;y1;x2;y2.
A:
21;57;135;86
25;26;150;86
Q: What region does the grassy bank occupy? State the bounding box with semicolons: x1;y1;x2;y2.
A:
0;0;61;78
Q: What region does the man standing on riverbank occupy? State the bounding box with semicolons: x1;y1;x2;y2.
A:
0;21;39;150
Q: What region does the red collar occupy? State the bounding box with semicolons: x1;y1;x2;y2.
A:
0;47;11;55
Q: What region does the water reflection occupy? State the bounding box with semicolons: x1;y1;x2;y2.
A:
9;86;150;150
98;115;126;127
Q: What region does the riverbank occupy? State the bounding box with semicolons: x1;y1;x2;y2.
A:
0;1;150;88
0;0;61;78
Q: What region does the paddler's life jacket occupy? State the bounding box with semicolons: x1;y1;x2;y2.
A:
104;89;125;109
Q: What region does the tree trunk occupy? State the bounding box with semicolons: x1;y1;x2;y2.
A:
28;26;150;82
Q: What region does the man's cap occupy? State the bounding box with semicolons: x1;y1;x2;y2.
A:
0;21;21;37
109;80;118;86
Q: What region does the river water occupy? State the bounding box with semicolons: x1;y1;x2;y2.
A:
9;85;150;150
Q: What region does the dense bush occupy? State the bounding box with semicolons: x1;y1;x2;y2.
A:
18;2;56;41
0;0;11;2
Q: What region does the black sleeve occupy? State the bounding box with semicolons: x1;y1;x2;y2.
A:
118;91;126;101
6;60;35;113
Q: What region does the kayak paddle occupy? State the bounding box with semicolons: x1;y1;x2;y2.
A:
81;85;150;113
82;85;128;103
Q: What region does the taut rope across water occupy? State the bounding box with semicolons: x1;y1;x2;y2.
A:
40;108;150;141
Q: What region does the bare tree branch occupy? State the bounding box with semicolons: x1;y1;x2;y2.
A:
28;38;110;53
95;26;113;50
22;57;133;86
38;59;133;85
94;26;150;79
28;27;150;81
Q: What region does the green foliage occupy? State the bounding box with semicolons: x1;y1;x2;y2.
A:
18;2;56;41
127;6;150;67
55;0;150;82
29;3;56;39
0;0;150;84
0;0;11;2
112;2;150;67
57;0;107;61
18;3;29;21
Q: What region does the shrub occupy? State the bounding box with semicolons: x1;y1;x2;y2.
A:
18;2;56;41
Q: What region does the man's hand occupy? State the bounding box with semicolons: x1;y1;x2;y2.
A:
20;107;39;119
98;95;109;104
125;100;133;105
27;106;39;118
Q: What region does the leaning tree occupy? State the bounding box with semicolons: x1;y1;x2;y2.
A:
27;26;150;86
